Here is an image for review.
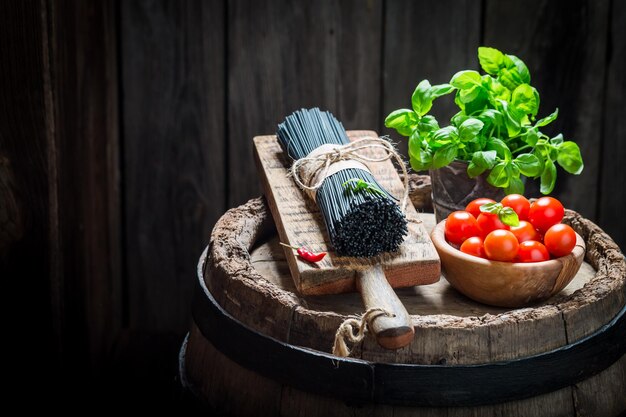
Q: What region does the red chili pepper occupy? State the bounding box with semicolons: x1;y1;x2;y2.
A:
279;242;326;263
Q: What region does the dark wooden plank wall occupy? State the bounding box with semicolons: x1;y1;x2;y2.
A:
599;0;626;247
0;0;121;391
0;0;60;387
121;0;225;337
1;0;624;392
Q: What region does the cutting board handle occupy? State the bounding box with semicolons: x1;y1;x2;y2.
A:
356;265;415;350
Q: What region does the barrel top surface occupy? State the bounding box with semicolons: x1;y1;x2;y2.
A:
203;174;626;362
250;219;597;318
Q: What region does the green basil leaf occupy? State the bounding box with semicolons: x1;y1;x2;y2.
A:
484;76;511;103
499;206;520;227
411;79;433;117
524;128;539;146
540;158;557;194
408;140;433;171
454;93;465;112
384;109;418;136
535;108;559;127
467;161;486;178
430;83;455;98
463;88;489;115
472;150;497;169
505;177;525;195
478;47;504;75
498;67;524;91
417;115;440;134
507;54;531;84
480;202;502;214
451;111;469;127
512;84;540;116
408;133;422;156
514;153;542;177
498;100;522;137
550;133;564;145
502;54;515;69
458;118;484;142
557;141;584;175
432;143;458;169
487;162;510;188
450;70;482;89
459;85;482;103
432;126;458;144
486;138;512;161
478;109;503;125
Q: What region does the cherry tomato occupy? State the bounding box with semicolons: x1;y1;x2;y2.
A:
465;198;496;219
444;211;479;245
501;194;530;221
476;212;509;238
516;240;550;263
544;223;577;257
460;236;486;258
510;220;540;243
484;229;519;262
528;197;564;233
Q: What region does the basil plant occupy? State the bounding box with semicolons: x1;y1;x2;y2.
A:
385;46;584;195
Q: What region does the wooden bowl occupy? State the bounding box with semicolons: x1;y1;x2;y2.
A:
430;220;586;308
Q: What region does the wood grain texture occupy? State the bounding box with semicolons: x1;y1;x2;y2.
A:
227;0;383;207
382;0;482;157
557;211;626;415
483;0;610;220
254;131;439;295
204;199;299;342
0;0;121;385
50;0;122;370
598;0;626;251
121;0;226;334
185;327;625;416
186;189;625;415
186;324;283;416
0;0;60;379
356;264;414;349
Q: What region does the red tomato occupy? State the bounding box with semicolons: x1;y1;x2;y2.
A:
510;220;540;243
528;197;564;233
465;198;496;218
460;236;486;258
484;230;519;262
476;212;509;237
544;224;577;257
501;194;530;221
516;240;550;263
444;211;479;245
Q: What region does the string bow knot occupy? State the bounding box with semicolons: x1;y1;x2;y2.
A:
290;136;410;212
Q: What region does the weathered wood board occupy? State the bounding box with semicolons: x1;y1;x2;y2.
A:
253;130;440;295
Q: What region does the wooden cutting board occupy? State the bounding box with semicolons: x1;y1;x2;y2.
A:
253;130;440;296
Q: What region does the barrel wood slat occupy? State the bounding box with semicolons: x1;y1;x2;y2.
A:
185;174;626;416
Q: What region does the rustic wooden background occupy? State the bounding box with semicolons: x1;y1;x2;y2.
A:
1;0;624;407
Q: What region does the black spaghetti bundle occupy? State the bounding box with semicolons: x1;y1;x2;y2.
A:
277;108;408;257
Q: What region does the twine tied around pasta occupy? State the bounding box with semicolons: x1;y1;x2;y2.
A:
290;137;410;212
332;308;394;358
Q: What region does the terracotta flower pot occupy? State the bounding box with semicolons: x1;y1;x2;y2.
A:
429;160;504;223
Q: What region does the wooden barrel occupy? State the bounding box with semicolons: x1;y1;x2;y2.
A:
183;175;626;417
